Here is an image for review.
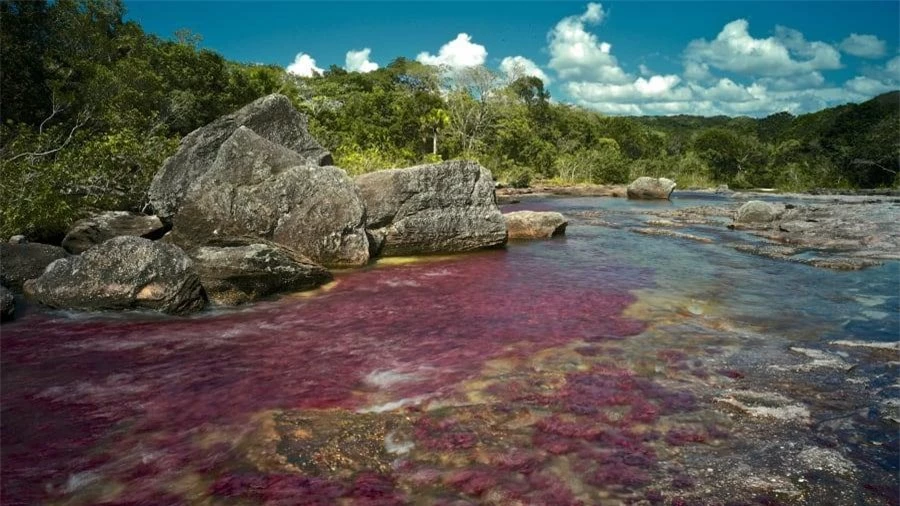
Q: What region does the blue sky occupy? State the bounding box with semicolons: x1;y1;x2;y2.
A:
125;1;900;117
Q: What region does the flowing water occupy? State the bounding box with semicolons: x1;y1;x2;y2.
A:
1;195;897;505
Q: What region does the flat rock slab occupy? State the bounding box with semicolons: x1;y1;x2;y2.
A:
0;243;68;291
504;211;567;239
356;160;507;257
149;93;332;219
62;211;166;254
190;242;332;305
24;236;204;315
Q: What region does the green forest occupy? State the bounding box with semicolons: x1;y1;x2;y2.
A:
2;0;898;240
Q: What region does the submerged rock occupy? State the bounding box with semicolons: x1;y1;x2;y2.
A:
62;211;166;254
170;126;369;267
504;211;567;239
735;200;779;223
24;236;204;314
355;160;507;256
149;93;332;219
1;285;14;322
0;243;68;291
626;177;676;199
190;242;332;305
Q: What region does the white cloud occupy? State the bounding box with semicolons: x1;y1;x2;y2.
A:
684;20;841;77
839;33;887;59
416;33;487;68
757;72;826;91
547;3;629;83
286;52;322;77
500;56;551;84
844;76;896;95
345;48;379;73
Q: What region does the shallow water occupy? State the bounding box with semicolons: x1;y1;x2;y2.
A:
2;195;897;505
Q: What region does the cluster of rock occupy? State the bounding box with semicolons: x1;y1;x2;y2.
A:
2;94;571;321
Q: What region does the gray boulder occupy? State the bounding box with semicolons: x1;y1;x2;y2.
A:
355;160;507;256
169;127;369;267
504;211;568;239
1;285;14;322
62;211;166;254
24;236;204;315
8;235;26;244
0;243;68;291
626;177;677;199
149;94;332;219
736;200;780;223
190;242;332;305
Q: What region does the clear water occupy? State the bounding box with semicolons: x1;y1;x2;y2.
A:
2;195;897;505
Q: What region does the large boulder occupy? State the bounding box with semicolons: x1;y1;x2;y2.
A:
24;236;204;315
62;211;166;254
735;200;780;224
1;285;14;322
355;160;508;256
190;242;332;305
149;94;332;219
504;211;568;239
0;243;68;291
169;127;369;267
626;177;677;200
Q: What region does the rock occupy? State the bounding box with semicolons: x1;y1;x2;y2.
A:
504;211;567;239
626;177;676;199
169;127;368;267
149;93;332;219
1;285;14;322
62;211;166;254
190;242;332;305
715;184;732;194
735;200;779;223
0;243;68;291
355;160;507;256
8;235;26;244
24;236;204;315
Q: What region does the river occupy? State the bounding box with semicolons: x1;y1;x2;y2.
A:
2;194;897;505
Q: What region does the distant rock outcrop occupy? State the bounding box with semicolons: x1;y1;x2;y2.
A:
169;126;369;267
62;211;166;254
24;236;204;315
189;242;332;305
504;211;568;239
0;243;68;291
626;177;676;200
355;160;507;256
149;93;332;219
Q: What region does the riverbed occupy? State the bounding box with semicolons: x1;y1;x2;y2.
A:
2;194;897;505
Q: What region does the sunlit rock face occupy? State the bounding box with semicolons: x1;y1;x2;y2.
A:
356;160;508;256
149;93;331;220
626;177;676;199
170;126;369;267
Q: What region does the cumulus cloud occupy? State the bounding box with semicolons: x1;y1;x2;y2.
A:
416;33;487;68
839;33;887;59
756;72;826;91
286;52;322;77
684;20;841;77
345;48;379;73
500;56;551;83
547;3;629;83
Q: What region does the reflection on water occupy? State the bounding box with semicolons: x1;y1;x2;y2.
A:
1;195;897;505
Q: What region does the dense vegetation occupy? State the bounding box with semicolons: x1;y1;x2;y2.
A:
2;0;898;240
